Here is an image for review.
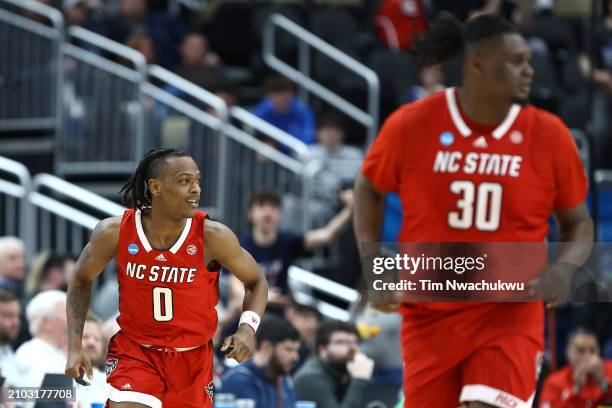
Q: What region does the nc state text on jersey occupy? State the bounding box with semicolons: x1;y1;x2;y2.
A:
126;261;197;283
433;151;523;177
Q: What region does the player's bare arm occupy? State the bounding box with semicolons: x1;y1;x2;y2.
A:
65;216;121;382
353;173;400;312
530;202;594;306
204;219;268;362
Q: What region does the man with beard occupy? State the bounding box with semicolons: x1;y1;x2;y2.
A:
293;320;375;408
0;289;20;386
76;313;110;407
220;316;300;407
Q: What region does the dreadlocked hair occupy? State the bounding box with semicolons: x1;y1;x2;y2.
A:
120;147;190;209
412;12;519;67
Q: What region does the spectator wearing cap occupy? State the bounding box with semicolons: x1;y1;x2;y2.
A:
540;328;612;408
0;237;26;296
220;316;300;408
15;290;67;388
252;76;316;152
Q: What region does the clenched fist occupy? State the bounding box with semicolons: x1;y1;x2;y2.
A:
220;324;256;362
65;348;93;385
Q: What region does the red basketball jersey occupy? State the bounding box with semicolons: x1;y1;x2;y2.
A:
115;209;219;348
363;88;588;310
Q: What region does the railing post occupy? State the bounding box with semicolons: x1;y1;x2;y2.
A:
298;41;310;103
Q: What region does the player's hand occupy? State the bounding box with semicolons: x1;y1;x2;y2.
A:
529;262;576;308
573;358;589;393
65;348;93;385
347;352;374;380
584;354;605;384
221;324;256;363
339;189;354;209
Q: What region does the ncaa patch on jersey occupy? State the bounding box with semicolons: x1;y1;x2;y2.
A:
187;244;197;255
439;131;454;146
128;243;139;255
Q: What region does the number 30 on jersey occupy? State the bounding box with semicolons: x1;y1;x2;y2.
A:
448;181;502;231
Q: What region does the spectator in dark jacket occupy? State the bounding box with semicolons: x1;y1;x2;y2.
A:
293;320;375;408
220;316;300;408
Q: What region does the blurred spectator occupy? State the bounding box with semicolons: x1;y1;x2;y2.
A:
293;319;374;408
286;302;322;370
106;0;187;68
406;64;445;102
540;328;612;408
0;290;20;387
62;0;105;33
15;290;67;388
355;305;403;386
125;32;156;65
252;76;316;150
220;316;300;407
231;190;353;309
374;0;427;50
304;115;363;226
76;313;110;407
24;252;75;299
173;33;222;87
0;237;26;296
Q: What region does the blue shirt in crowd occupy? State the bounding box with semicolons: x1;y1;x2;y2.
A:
251;96;316;148
220;360;298;408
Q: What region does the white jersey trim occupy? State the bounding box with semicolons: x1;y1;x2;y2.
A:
109;385;162;408
135;209;192;254
445;87;522;140
460;384;535;408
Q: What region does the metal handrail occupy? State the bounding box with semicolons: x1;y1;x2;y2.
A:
0;156;33;260
263;14;380;145
148;65;229;123
0;0;64;33
32;174;125;217
230;107;310;158
63;26;147;167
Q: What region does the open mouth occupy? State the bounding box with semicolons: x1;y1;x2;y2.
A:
185;198;200;207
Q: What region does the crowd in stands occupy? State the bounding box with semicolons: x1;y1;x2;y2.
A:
4;0;612;406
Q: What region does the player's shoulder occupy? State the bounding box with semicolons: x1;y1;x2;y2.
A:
203;217;237;246
542;364;571;386
93;216;122;241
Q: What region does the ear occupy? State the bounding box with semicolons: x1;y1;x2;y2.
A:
465;52;483;77
148;178;162;197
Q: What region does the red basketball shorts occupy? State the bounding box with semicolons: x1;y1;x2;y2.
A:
104;331;214;408
401;303;544;408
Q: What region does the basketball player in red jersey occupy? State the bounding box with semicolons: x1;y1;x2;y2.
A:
65;148;268;407
354;14;594;408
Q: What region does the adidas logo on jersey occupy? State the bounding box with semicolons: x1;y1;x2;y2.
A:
473;136;488;148
121;383;132;390
155;254;167;262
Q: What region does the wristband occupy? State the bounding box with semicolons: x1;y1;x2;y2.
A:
239;311;261;333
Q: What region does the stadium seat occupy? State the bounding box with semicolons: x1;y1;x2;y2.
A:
367;48;419;114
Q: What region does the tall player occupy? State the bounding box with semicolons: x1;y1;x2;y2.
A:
354;14;594;408
65;148;268;408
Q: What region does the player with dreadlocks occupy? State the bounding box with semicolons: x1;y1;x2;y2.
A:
65;148;268;407
354;13;593;408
